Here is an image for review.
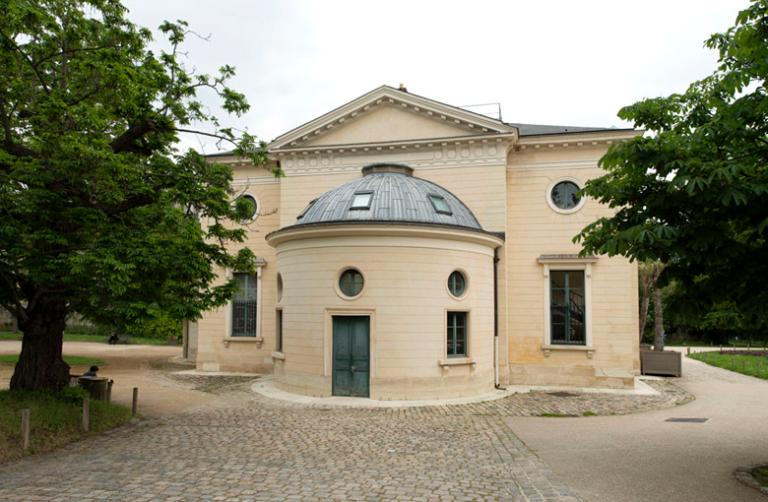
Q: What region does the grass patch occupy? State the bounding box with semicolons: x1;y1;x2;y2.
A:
0;388;132;464
752;465;768;487
0;354;104;366
0;331;175;346
688;352;768;380
538;412;577;418
581;411;597;417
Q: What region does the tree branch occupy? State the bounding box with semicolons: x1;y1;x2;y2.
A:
110;120;157;154
174;128;238;146
0;29;51;94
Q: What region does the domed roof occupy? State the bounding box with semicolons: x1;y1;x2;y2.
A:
294;164;482;230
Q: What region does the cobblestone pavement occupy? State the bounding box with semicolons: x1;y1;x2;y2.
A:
0;378;690;501
464;380;693;417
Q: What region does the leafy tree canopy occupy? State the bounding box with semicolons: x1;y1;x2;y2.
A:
0;0;270;389
576;0;768;330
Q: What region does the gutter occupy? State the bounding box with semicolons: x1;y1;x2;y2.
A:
493;246;501;389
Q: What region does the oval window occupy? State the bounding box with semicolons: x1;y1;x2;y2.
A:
235;194;259;221
448;271;466;297
338;269;364;297
550;181;581;210
277;273;283;302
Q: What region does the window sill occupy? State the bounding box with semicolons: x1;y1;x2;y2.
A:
542;344;594;359
271;351;285;361
223;336;264;348
438;357;475;367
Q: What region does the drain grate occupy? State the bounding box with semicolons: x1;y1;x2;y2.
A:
665;417;709;423
548;391;578;398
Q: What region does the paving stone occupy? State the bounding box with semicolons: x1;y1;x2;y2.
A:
0;378;690;501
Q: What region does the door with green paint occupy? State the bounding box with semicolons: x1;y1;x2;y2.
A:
332;316;370;397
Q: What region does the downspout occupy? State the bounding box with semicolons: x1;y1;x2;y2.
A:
493;246;501;389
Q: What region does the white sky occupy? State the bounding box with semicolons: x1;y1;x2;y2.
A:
124;0;749;153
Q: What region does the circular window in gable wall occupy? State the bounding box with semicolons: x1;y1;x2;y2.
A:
547;178;585;214
235;193;259;222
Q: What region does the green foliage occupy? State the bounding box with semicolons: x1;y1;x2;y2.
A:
0;330;173;345
575;1;768;330
57;385;89;403
0;1;268;338
689;351;768;379
752;465;768;487
0;354;103;366
121;314;181;341
0;389;132;463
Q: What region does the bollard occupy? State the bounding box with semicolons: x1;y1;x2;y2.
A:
21;409;30;451
82;396;90;432
107;380;113;403
132;387;138;417
686;347;691;356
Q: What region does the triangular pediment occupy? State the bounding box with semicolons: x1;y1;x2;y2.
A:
269;85;515;151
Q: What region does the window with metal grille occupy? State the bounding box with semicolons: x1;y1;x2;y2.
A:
231;273;257;337
447;311;467;357
549;270;586;345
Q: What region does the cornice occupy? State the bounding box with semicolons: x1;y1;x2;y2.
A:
276;138;510;176
514;130;640;151
266;222;504;249
271;132;515;155
231;177;280;186
269;86;515;150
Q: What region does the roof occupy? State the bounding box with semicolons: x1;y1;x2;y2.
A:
294;164;482;230
201;87;635;158
506;122;633;137
269;85;515;151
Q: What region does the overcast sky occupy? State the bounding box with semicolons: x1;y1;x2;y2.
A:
124;0;749;153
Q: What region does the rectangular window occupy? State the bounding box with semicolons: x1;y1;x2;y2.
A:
549;270;586;345
231;272;257;337
350;191;373;210
275;308;283;352
429;194;452;215
447;311;468;357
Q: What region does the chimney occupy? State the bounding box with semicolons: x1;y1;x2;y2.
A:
398;83;408;92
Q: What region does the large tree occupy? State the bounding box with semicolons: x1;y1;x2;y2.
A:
0;0;271;390
576;0;768;332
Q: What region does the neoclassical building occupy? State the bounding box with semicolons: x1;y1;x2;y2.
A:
185;85;640;400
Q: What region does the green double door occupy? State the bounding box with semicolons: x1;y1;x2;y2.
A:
332;316;370;397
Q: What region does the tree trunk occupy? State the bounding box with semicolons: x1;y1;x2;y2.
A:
10;297;70;391
639;275;652;342
653;286;665;352
639;263;660;343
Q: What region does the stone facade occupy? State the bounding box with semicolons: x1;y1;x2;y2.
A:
190;85;640;398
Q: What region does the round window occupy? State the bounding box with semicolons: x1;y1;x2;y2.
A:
550;181;581;211
277;273;283;302
235;194;259;221
448;271;466;297
338;269;364;297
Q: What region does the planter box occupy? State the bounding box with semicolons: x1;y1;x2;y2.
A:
641;350;682;377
